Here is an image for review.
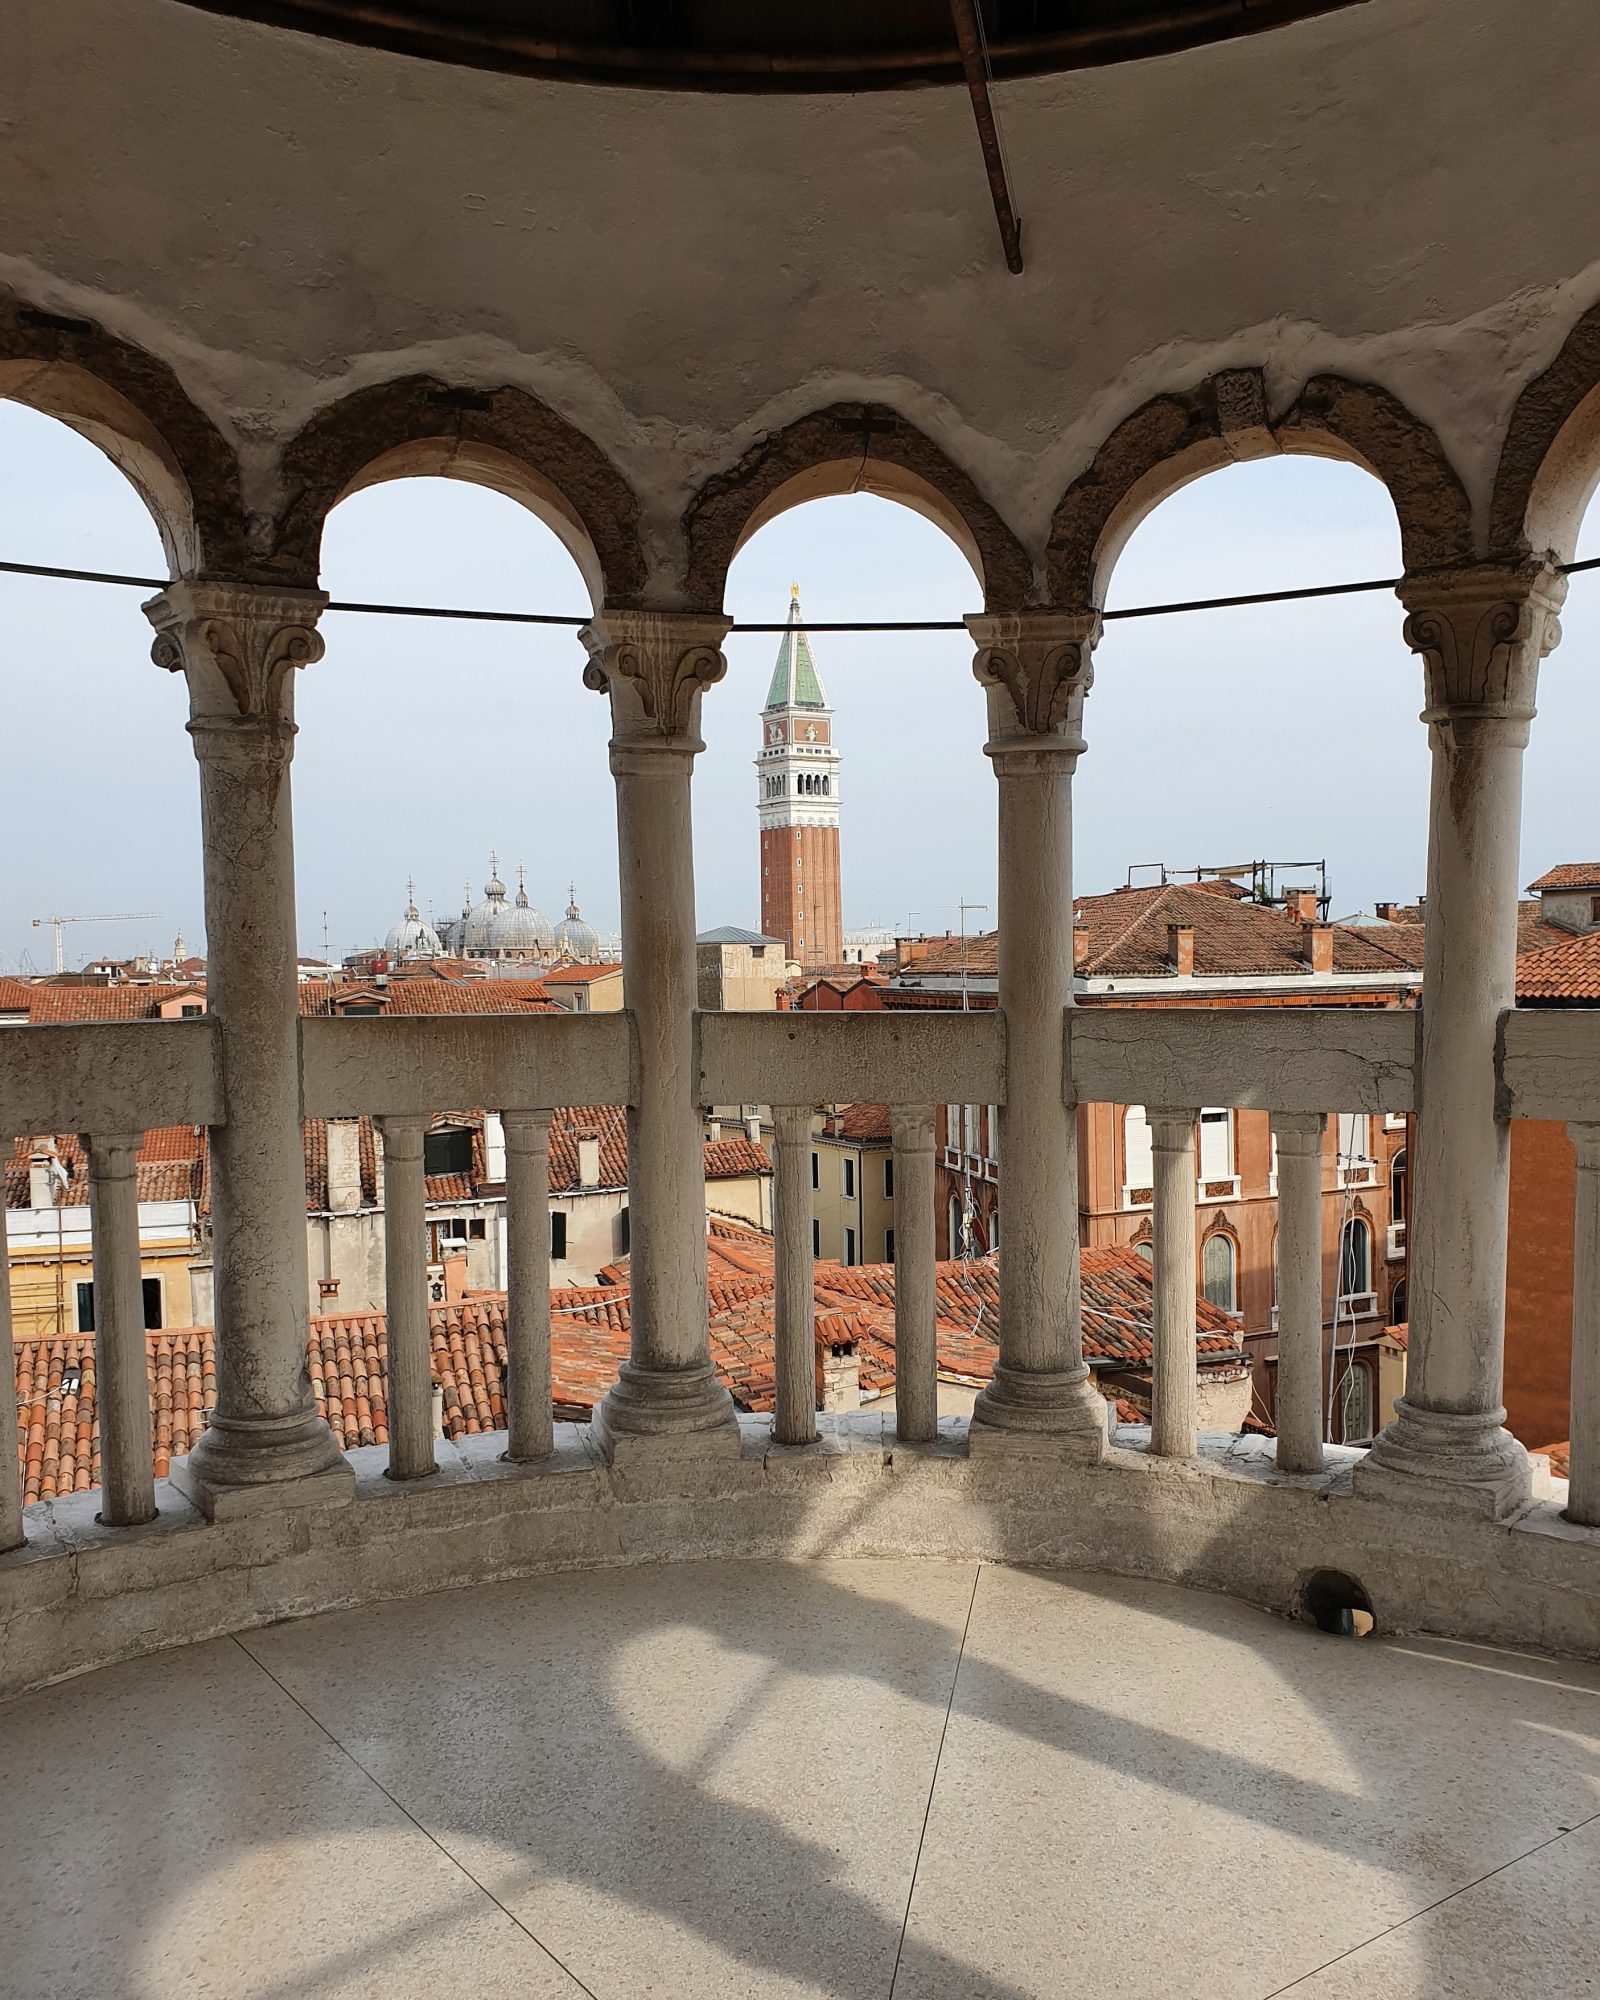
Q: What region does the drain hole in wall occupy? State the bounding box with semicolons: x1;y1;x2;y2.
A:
1300;1570;1376;1637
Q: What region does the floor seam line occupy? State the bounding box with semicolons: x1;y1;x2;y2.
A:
886;1559;983;2000
1256;1803;1600;1999
230;1634;603;2000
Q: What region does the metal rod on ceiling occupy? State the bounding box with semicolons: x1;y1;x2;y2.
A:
948;0;1024;275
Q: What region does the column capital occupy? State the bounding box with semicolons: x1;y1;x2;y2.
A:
580;608;732;745
1147;1106;1200;1137
890;1103;937;1151
966;608;1100;742
501;1107;553;1142
145;581;328;726
1397;561;1565;722
1570;1120;1600;1172
1270;1109;1326;1152
376;1114;427;1153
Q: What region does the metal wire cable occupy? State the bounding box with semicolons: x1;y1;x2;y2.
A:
3;553;1597;634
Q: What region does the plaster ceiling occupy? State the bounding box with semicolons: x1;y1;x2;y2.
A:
177;0;1368;90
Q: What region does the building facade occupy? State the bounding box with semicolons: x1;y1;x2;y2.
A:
756;588;843;971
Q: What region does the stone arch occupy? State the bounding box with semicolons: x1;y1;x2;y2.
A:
681;403;1033;612
1047;370;1474;607
0;293;248;579
1490;299;1600;563
273;377;648;608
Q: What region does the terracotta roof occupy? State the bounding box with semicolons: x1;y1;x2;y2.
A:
1527;864;1600;892
823;1105;893;1143
1073;883;1424;980
12;1233;1240;1502
879;987;999;1011
897;935;998;978
1517;901;1575;955
1515;931;1600;1003
1538;1440;1571;1479
540;963;622;985
5;1129;205;1210
296;978;557;1015
0;979;202;1024
702;1135;773;1179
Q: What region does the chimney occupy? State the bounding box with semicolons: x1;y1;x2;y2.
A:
1287;889;1319;922
745;1114;762;1144
1073;923;1089;972
1374;901;1397;923
1303;923;1335;974
325;1118;363;1213
816;1324;862;1413
443;1250;468;1304
431;1381;445;1441
1166;925;1195;977
705;1116;722;1143
576;1131;601;1188
28;1143;59;1211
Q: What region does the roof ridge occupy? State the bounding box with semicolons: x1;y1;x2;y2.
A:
1085;881;1182;975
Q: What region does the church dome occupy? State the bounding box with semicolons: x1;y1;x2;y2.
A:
554;888;600;962
461;859;509;954
384;882;444;961
491;870;555;954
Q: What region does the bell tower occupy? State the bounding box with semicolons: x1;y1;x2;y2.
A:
756;586;843;970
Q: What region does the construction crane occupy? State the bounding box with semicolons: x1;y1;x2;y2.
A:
31;912;159;975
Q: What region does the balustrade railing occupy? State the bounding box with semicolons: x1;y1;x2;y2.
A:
6;1003;1600;1541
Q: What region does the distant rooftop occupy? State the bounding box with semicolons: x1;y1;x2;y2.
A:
698;926;785;947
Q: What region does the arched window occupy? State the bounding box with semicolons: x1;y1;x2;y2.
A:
1134;1238;1153;1265
1339;1217;1372;1299
1202;1232;1237;1314
1123;1106;1154;1198
1390;1147;1408;1226
1390;1276;1408;1325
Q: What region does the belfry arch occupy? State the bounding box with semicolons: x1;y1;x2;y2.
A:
681;403;1031;613
1047;369;1476;609
0;293;248;579
273;376;649;608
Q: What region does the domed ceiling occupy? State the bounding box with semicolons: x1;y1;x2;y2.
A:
179;0;1364;91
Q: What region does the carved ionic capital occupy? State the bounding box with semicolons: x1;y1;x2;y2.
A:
580;609;732;744
145;581;328;727
967;609;1100;743
1397;561;1566;722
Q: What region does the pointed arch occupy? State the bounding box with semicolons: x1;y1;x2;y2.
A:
1490;298;1600;563
273;376;648;607
1047;369;1474;607
0;293;248;578
681;403;1033;612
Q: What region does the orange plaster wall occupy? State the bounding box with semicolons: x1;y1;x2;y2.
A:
1503;1118;1577;1450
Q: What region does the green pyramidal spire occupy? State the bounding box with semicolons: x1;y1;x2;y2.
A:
764;585;828;710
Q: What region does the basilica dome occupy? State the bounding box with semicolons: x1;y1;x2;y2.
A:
554;889;600;962
491;871;556;955
384;883;444;961
461;861;509;953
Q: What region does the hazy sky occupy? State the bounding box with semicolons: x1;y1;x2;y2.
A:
1;400;1596;970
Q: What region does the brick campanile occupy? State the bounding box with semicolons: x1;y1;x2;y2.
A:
756;586;843;970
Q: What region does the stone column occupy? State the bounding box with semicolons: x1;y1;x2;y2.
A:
0;1231;20;1550
1271;1111;1327;1476
1565;1123;1600;1528
890;1104;938;1444
772;1106;818;1446
377;1116;435;1481
580;611;739;1456
81;1131;158;1524
1358;562;1565;1518
502;1109;555;1463
145;583;352;1517
966;611;1106;1455
1148;1108;1199;1458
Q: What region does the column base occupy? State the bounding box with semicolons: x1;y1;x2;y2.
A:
590;1362;742;1464
1353;1397;1532;1521
967;1365;1109;1460
170;1411;355;1521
